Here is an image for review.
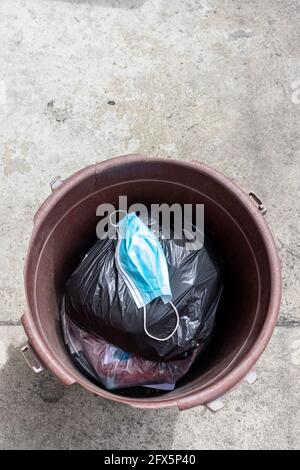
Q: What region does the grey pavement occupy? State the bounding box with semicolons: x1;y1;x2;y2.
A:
0;0;299;449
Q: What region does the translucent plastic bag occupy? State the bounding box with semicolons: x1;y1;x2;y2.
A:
62;311;201;390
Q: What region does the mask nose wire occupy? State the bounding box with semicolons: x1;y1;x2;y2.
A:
143;301;180;341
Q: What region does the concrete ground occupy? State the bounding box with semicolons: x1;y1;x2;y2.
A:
0;0;299;450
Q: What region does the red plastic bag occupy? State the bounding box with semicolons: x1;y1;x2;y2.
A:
62;310;200;390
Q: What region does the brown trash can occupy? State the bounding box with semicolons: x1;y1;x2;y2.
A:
21;155;281;410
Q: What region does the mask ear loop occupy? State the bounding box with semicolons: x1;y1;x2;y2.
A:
109;209;128;228
143;301;179;341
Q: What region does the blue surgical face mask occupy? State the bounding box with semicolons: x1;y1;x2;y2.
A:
112;212;179;342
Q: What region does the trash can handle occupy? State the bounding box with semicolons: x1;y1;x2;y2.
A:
33;176;64;225
50;176;63;192
21;312;76;386
21;344;44;374
248;192;267;215
177;368;257;411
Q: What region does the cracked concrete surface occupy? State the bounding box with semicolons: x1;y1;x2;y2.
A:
0;0;299;449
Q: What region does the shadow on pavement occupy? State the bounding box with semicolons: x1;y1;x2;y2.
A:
0;343;178;450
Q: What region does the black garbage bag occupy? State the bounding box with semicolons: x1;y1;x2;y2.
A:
63;219;223;362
